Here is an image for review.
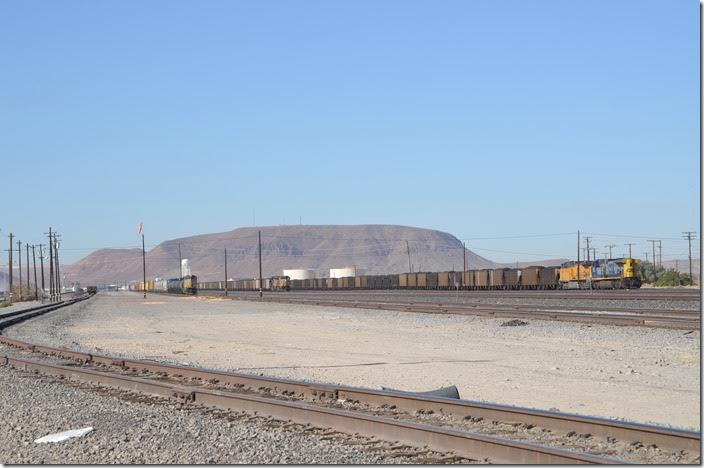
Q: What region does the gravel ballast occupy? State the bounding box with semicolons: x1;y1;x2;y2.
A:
0;363;395;464
5;292;700;430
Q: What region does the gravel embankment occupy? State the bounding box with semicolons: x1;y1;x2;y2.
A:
5;292;700;430
0;343;696;464
210;290;701;311
0;300;42;315
0;362;395;464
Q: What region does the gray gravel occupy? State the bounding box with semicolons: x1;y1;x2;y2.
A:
5;292;699;430
216;290;700;311
0;300;43;315
0;363;396;464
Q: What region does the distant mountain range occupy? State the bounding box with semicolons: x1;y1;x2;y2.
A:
3;225;699;288
62;225;510;286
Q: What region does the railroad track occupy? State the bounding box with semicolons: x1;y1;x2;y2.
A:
0;293;92;331
1;336;700;463
203;288;702;302
198;291;700;329
0;295;699;463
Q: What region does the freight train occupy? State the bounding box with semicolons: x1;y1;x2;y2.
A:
130;275;198;295
197;258;641;292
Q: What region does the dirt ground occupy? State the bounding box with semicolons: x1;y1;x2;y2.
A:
7;292;700;430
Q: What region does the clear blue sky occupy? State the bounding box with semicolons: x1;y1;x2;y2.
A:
0;0;699;264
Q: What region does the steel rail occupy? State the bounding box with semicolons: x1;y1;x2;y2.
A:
199;290;699;316
0;294;92;331
1;355;621;464
195;292;700;329
200;288;701;302
0;335;698;455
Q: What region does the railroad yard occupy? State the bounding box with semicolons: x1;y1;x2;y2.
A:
0;290;700;464
3;1;699;463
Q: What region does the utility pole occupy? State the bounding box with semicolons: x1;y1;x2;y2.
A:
577;230;581;283
585;236;592;261
17;240;22;301
54;235;61;300
7;232;13;304
647;240;657;268
644;252;649;262
258;230;263;298
39;244;45;302
406;241;412;273
25;243;30;293
32;245;38;301
624;243;634;258
462;241;466;288
178;243;183;279
141;234;146;299
682;232;696;279
604;244;615;259
47;229;54;300
591;248;596;261
224;248;228;296
657;240;662;268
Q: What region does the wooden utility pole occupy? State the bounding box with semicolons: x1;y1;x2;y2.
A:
17;240;22;300
142;234;146;299
32;245;38;300
224;248;228;296
48;228;54;300
647;240;657;268
258;231;263;298
585;236;592;261
624;243;634;258
406;241;412;273
657;240;662;267
54;235;61;300
604;244;616;259
682;232;696;279
25;243;30;293
576;230;580;283
7;232;13;304
39;244;45;302
462;241;467;288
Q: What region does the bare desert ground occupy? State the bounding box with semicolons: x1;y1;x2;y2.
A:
7;292;700;430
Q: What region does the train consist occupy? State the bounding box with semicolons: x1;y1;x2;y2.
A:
197;258;641;292
130;275;198;295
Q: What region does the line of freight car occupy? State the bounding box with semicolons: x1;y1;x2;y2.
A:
197;268;563;292
212;258;640;291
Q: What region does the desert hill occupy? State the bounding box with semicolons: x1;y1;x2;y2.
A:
64;225;498;285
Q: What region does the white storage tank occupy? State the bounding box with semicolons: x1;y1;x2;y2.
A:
283;269;316;280
329;267;362;278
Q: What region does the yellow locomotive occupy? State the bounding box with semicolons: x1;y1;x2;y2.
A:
559;258;640;289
